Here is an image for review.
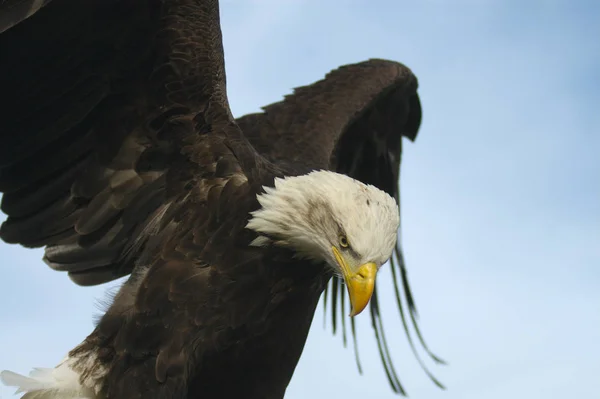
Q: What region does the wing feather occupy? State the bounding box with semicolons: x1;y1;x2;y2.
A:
0;0;263;287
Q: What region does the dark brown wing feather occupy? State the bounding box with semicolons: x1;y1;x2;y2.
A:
0;0;263;286
238;59;419;169
237;59;444;394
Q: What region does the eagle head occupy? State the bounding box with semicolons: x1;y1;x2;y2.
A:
246;170;400;316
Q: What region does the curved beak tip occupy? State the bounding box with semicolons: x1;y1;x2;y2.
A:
331;247;378;318
346;262;377;317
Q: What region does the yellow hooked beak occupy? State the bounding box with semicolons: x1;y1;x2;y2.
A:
332;246;378;317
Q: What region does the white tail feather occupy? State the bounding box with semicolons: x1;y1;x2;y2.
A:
1;356;97;399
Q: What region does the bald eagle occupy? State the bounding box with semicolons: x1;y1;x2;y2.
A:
0;0;443;398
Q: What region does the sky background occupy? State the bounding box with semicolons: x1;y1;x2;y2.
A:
1;1;599;398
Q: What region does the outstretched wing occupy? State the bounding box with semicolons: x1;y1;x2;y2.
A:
236;59;444;394
0;0;262;286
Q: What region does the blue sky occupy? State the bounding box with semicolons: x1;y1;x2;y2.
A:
1;1;599;398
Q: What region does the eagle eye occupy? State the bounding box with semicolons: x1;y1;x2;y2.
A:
339;235;349;248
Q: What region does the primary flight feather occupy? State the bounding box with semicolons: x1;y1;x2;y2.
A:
0;0;443;397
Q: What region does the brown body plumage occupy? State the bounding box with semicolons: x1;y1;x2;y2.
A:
0;0;441;398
